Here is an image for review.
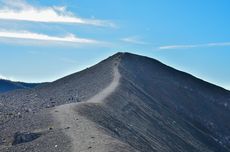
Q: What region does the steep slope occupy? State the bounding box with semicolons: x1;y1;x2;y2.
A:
77;53;230;152
0;79;40;93
0;52;230;152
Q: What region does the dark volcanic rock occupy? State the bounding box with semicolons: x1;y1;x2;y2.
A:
0;137;6;145
12;132;42;145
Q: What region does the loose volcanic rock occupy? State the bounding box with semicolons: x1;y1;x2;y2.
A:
12;132;42;145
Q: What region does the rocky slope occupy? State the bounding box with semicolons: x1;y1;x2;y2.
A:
0;52;229;152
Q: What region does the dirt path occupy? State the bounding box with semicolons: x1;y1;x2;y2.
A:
85;65;120;104
51;62;129;152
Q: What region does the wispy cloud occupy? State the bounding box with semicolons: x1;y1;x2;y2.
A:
121;36;148;45
0;30;99;44
0;0;115;27
159;42;230;50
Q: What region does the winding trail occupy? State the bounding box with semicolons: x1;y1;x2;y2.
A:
51;61;126;152
85;64;120;104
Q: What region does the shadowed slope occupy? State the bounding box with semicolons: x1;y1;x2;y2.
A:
77;53;230;152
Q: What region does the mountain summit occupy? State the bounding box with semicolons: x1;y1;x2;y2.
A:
0;52;230;152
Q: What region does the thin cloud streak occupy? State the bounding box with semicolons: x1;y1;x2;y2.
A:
159;42;230;50
0;0;115;27
0;30;98;44
121;36;148;45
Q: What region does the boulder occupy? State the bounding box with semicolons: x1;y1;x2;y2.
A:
12;132;41;145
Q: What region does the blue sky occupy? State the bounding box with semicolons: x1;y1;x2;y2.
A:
0;0;229;90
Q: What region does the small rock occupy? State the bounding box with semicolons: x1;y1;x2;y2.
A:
49;127;53;130
0;138;6;144
25;108;32;113
17;112;22;118
12;132;42;145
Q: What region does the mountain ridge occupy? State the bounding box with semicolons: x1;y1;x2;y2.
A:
0;52;229;152
0;79;42;93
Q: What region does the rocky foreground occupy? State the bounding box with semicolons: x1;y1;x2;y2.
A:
0;52;230;152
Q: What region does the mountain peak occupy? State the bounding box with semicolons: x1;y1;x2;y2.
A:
0;53;230;152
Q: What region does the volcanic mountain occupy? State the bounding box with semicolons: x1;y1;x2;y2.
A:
0;52;230;152
0;79;41;93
